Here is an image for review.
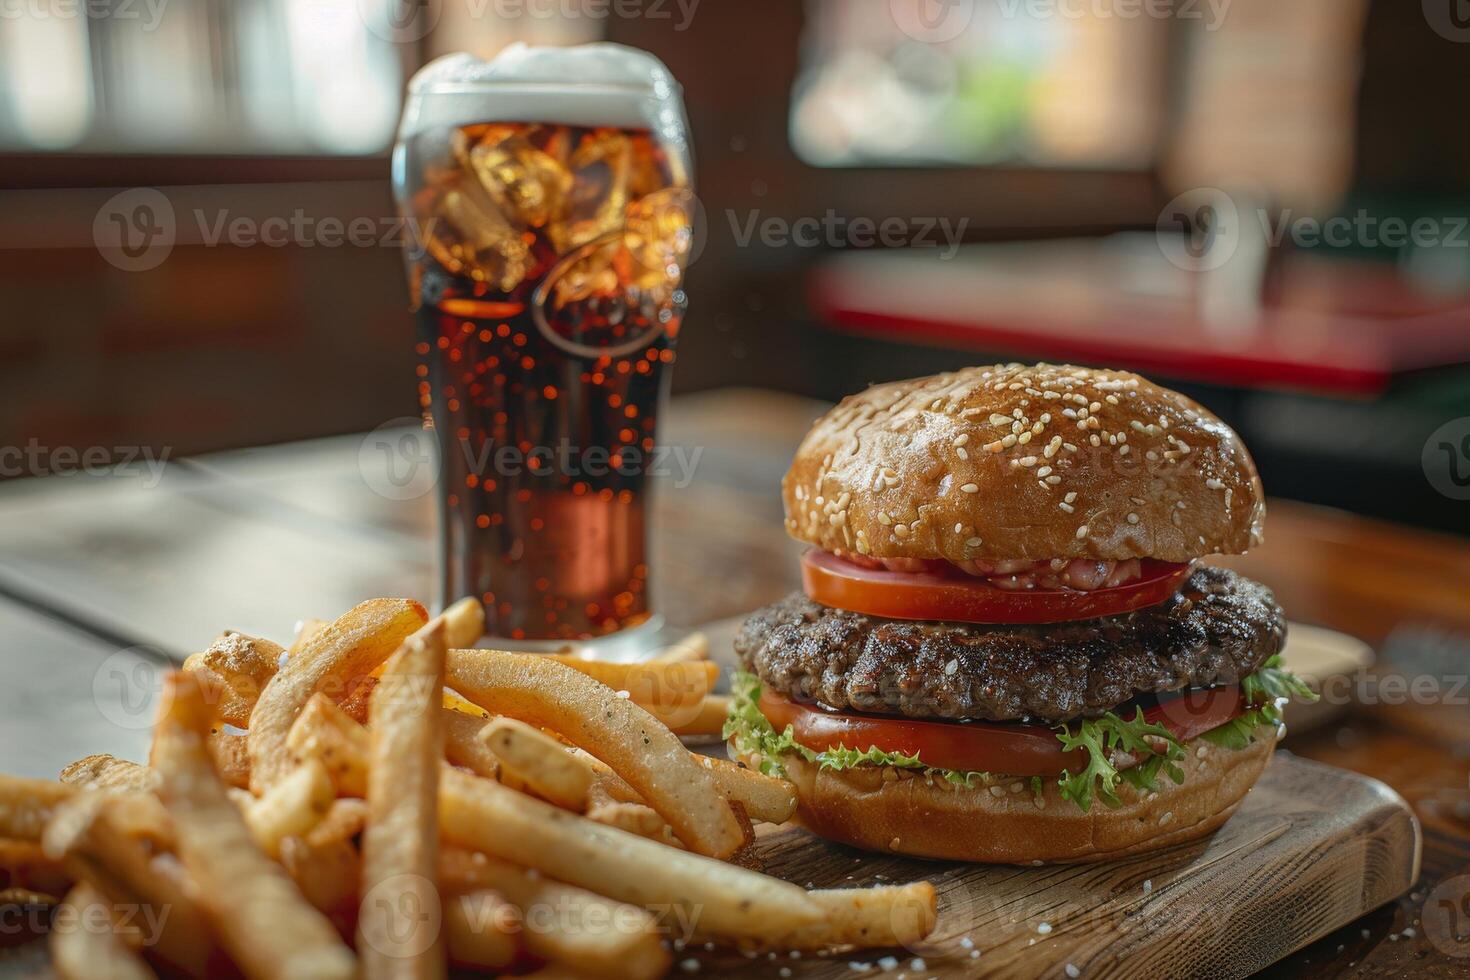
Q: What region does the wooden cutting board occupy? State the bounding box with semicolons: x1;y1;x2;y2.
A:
688;619;1422;979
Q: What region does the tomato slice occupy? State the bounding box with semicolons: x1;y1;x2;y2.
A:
802;550;1194;625
757;685;1244;778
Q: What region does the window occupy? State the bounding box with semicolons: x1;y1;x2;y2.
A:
790;0;1167;169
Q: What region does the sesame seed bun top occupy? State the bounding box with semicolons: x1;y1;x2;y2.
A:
782;363;1264;564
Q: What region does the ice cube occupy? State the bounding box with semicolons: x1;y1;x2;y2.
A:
425;172;533;291
460;124;572;229
623;186;693;285
553;129;633;252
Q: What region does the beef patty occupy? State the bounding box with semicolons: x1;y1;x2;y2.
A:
735;566;1285;724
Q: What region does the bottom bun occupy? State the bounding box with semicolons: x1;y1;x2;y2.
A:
735;730;1277;864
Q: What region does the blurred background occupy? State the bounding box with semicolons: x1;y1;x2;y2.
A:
2;0;1469;534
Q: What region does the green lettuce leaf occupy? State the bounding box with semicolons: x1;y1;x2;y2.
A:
1055;709;1185;813
724;658;1315;813
723;671;989;785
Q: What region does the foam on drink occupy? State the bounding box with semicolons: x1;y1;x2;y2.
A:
399;43;686;142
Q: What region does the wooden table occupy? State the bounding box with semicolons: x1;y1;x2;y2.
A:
1;388;1467;976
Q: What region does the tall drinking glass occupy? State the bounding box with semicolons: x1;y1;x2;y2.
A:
392;44;693;645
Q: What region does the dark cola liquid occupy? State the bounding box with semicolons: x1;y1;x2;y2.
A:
407;122;689;641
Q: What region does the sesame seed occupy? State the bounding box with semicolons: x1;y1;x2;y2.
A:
965;536;983;547
1017;456;1038;467
1002;434;1018;448
1206;478;1225;490
1058;502;1075;514
956;447;968;460
1076;525;1089;539
1044;436;1062;458
960;483;979;494
877;512;892;525
1159;811;1174;826
1037;466;1053;478
1044;475;1061;485
954;434;970;446
1018;431;1033;445
989;414;1011;426
1127;513;1139;524
1064;491;1078;503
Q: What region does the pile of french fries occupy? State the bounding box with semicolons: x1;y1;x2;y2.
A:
0;597;938;978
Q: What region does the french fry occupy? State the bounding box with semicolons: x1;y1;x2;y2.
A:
442;597;485;649
439;847;669;980
0;885;58;907
442;709;500;781
280;834;361;933
358;621;447;979
0;839;72;899
182;631;284;728
717;883;939;951
642;694;730;737
696;756;798;825
250;598;427;793
445;650;744;858
288;694;371;797
208;731;251;789
582;749;797;826
507;655;719;711
478;718;593;811
443;890;519;970
0;776;76;842
585;798;681;846
308;798;369;845
42;794;218;977
59;755;157;794
153;671;356;979
290;618;329;656
50;883;159;980
243;758;334;858
649;631;709;664
438;766;822;939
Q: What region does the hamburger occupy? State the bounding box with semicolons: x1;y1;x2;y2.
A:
725;363;1314;863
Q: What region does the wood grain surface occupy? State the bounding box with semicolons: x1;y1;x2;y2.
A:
684;755;1419;980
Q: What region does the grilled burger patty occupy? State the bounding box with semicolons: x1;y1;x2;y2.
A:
735;565;1285;725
